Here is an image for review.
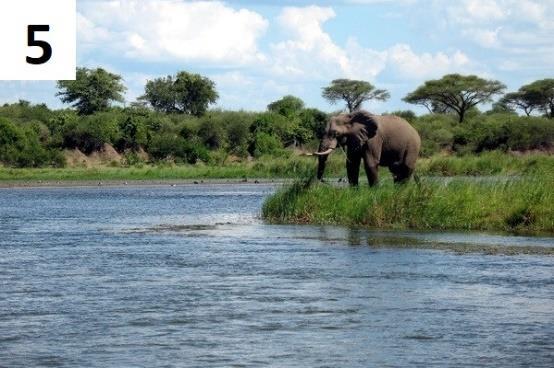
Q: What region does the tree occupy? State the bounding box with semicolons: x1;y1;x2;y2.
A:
322;79;390;112
498;91;536;116
139;76;177;113
267;95;305;117
403;74;506;123
57;67;126;115
140;71;218;116
519;79;554;118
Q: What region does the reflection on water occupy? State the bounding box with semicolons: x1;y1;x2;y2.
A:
1;184;553;367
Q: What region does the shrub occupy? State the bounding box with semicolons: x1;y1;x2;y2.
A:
62;112;120;153
251;132;284;158
0;118;64;167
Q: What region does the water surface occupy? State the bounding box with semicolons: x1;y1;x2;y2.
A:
1;184;553;367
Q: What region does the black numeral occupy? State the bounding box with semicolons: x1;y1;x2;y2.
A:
26;25;52;65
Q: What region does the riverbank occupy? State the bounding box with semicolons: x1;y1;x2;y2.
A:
0;178;285;189
1;152;552;184
262;173;554;235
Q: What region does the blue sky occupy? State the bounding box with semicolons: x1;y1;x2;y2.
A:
1;0;553;113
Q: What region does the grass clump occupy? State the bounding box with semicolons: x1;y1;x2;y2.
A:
262;173;554;235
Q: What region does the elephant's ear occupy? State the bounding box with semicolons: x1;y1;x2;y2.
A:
349;110;378;146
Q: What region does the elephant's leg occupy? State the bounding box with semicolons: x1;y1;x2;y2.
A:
390;163;413;184
362;151;379;186
346;149;361;186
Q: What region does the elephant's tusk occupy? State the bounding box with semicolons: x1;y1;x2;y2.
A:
313;148;334;156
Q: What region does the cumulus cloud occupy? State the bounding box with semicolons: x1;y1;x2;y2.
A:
268;6;471;82
78;0;268;65
443;0;554;50
386;45;470;79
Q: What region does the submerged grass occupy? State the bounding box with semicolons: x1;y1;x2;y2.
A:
262;171;554;235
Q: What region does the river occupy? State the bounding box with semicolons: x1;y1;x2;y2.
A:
1;184;552;367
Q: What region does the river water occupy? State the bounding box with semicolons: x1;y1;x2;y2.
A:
1;184;552;367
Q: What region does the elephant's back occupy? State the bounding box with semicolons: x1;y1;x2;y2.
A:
376;115;420;145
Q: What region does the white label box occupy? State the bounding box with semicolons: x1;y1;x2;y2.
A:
0;0;76;80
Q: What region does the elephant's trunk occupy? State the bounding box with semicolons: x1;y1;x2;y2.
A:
315;136;337;180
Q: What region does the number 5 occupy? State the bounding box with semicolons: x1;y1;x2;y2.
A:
27;25;52;65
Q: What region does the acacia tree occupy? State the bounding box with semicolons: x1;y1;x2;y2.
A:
519;79;554;118
403;74;506;123
57;67;126;115
498;91;536;116
322;79;390;113
140;71;218;116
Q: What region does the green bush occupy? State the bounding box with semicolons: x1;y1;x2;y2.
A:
411;114;457;156
62;112;120;153
456;114;554;153
147;132;209;164
251;132;284;158
0;118;65;167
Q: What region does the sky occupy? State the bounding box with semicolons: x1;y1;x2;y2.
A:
1;0;553;113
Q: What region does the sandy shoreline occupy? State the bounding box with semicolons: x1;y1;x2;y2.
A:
0;178;291;189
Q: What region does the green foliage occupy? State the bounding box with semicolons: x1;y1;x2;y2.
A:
499;91;536;116
322;79;390;112
0;118;64;167
403;74;506;122
251;132;284;158
299;108;328;139
62;112;120;153
140;71;218;116
57;67;126;115
518;79;554;118
147;132;209;164
411;114;457;156
250;112;297;147
411;112;554;156
197;117;226;149
116;114;148;151
267;95;305;117
459;114;554;153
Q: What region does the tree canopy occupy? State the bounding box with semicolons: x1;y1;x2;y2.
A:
139;71;218;116
322;79;390;112
519;79;554;118
403;74;506;122
498;91;536;116
267;95;305;118
57;67;126;115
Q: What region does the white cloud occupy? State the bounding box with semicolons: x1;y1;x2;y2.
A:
267;6;471;82
443;0;554;50
78;0;268;65
387;44;471;79
270;6;350;78
462;27;502;48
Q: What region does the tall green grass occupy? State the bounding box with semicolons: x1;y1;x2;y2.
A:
0;154;346;181
0;151;552;182
263;172;554;235
417;151;554;176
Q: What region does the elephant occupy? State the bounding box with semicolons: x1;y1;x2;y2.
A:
314;110;421;186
